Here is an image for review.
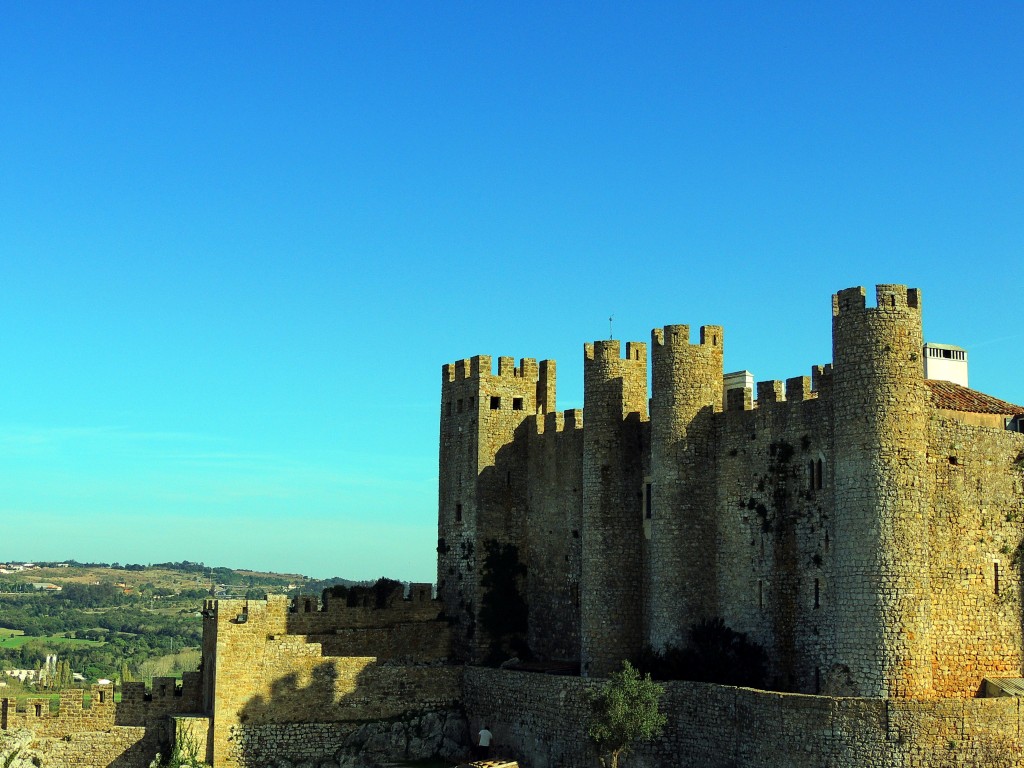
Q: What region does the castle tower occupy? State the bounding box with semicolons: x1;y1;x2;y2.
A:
438;354;553;662
648;324;724;649
831;285;933;698
580;339;648;676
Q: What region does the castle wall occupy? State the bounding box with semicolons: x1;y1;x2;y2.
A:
927;416;1024;696
525;409;584;661
285;596;443;632
712;377;836;694
206;596;461;768
1;678;202;768
223;710;468;768
28;726;154;768
0;674;201;737
463;667;1024;768
2;688;118;737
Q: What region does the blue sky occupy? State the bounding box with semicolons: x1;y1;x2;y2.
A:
1;3;1021;581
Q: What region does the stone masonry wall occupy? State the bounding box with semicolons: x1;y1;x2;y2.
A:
927;416;1024;696
649;324;724;651
525;409;584;661
441;283;1024;699
0;678;199;768
225;710;468;768
581;340;649;677
30;726;156;768
207;596;461;768
831;285;933;698
439;355;550;661
463;666;1024;768
713;379;835;694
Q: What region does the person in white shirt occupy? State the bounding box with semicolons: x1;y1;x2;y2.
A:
476;725;493;759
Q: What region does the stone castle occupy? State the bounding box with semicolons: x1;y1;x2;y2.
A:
438;283;1024;700
4;284;1024;768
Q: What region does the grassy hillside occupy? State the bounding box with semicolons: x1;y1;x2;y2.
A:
0;560;365;687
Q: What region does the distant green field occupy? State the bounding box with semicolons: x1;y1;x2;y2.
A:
0;634;103;649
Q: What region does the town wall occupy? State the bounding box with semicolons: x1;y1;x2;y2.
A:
927;416;1024;696
1;677;203;768
525;409;584;661
205;596;461;768
712;374;836;694
28;726;155;768
285;590;443;633
0;674;201;736
223;710;468;768
463;666;1024;768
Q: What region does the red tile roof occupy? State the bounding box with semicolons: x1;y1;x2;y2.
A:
925;379;1024;416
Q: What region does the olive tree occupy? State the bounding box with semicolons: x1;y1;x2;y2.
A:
588;660;667;768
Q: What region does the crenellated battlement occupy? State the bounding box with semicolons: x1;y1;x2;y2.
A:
443;355;544;383
832;284;922;316
0;673;203;738
584;339;647;365
723;365;831;412
756;380;785;404
651;324;724;350
532;408;584;435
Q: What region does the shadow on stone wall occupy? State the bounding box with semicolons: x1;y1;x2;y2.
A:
234;660;468;768
108;733;165;768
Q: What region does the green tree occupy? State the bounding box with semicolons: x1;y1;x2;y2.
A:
588;660;667;768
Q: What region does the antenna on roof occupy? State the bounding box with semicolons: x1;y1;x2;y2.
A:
609;315;614;340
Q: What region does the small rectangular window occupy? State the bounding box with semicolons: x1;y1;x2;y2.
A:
455;503;463;522
490;396;501;410
512;397;524;410
469;396;475;407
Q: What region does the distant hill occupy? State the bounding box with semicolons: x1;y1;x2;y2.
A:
0;561;377;685
0;560;367;598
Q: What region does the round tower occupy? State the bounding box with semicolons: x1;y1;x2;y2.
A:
831;284;932;698
648;324;724;650
580;339;648;677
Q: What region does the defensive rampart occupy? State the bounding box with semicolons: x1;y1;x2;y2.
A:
463;667;1024;768
0;676;205;768
205;594;461;768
